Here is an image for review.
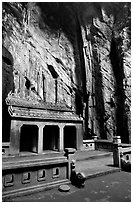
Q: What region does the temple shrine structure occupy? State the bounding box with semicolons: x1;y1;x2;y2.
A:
5;93;83;155
2;2;131;199
2;45;83;199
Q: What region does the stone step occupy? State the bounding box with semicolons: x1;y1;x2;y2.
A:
85;168;121;180
75;155;121;180
74;150;112;162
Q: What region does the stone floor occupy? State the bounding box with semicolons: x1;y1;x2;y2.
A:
4;171;131;202
3;150;128;202
75;154;120;178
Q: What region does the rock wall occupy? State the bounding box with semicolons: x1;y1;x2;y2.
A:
2;2;131;143
78;3;131;142
2;3;77;106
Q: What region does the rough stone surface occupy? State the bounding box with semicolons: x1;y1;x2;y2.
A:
2;2;131;142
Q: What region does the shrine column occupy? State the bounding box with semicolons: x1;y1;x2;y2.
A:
59;124;64;151
37;124;44;153
76;123;83;150
9;120;22;155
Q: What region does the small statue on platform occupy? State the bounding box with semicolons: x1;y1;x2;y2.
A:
71;160;86;188
120;152;131;172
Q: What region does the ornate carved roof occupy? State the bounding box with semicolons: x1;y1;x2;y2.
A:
6;93;83;122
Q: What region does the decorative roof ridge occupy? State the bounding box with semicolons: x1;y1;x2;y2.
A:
7;106;83;121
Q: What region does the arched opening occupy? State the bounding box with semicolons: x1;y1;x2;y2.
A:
43;125;59;151
64;126;76;149
20;125;38;153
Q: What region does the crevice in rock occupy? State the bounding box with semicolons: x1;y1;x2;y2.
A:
73;10;87;112
110;37;129;143
2;56;12;66
93;52;107;139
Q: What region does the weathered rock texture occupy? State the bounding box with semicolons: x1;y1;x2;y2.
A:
2;2;131;143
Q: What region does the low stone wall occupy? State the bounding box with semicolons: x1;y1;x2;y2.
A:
83;140;95;151
95;140;113;151
112;136;131;170
2;154;69;199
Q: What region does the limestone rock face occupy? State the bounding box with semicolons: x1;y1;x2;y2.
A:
79;3;131;142
2;3;76;107
85;16;115;140
2;2;131;142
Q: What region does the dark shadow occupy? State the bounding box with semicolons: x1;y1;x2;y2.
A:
43;125;59;151
64;126;76;149
20;125;38;153
71;171;86;188
92;45;107;139
110;37;129;143
107;164;131;172
2;46;14;142
75;90;83;116
121;167;131;172
106;164;117;167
